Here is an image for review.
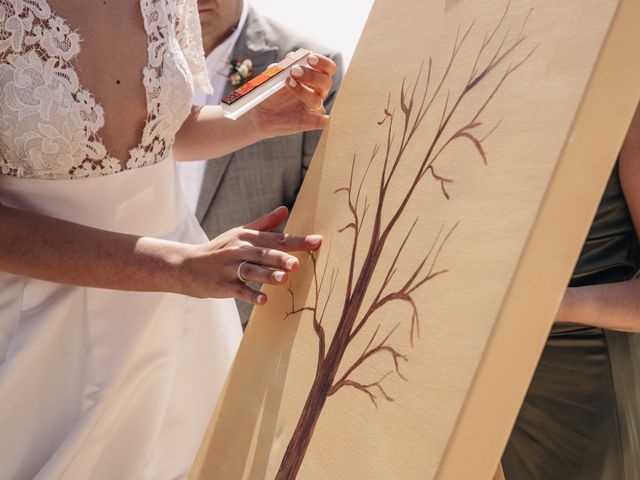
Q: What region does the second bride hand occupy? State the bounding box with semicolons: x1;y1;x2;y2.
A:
173;53;337;163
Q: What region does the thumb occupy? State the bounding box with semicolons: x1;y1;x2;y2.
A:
244;206;289;231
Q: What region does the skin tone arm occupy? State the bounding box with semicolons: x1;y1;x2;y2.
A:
0;54;336;306
555;101;640;332
0;204;316;304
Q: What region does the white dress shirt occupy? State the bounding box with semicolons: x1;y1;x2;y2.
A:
178;0;249;214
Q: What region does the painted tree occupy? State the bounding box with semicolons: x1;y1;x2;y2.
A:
276;4;536;478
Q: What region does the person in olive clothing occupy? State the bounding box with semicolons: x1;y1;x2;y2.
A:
503;103;640;479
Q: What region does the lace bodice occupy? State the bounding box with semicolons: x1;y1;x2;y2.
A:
0;0;212;179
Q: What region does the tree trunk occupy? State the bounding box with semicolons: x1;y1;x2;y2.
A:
276;255;380;479
274;354;336;479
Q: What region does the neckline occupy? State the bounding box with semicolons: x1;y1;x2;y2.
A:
39;0;155;173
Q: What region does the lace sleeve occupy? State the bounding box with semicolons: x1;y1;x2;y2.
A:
175;0;213;94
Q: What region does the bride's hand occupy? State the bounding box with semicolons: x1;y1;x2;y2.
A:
179;206;320;303
248;53;337;137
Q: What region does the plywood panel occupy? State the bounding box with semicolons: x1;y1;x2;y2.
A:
191;1;640;478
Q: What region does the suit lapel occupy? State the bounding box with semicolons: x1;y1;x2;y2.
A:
197;8;280;223
223;8;280;97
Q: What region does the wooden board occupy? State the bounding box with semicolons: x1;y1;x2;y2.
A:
190;0;640;478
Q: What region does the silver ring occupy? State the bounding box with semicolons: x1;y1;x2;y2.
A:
237;261;249;283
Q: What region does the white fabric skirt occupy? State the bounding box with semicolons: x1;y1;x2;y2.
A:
0;158;242;480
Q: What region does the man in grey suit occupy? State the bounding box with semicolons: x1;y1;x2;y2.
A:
180;0;343;326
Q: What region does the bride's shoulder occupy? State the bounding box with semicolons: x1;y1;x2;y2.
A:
170;0;212;94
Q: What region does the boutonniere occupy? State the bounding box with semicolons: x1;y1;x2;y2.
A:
228;58;254;86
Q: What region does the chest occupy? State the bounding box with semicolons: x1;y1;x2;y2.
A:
50;0;149;95
0;0;196;179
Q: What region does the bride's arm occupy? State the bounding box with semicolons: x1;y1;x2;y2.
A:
173;105;263;161
0;204;318;304
173;53;336;162
0;202;184;292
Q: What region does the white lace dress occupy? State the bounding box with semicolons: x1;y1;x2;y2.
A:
0;1;242;479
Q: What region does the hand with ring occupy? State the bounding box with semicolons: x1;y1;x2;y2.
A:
176;206;321;305
248;52;336;138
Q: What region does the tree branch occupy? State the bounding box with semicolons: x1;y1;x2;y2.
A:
283;248;340;374
329;325;407;407
373;6;536;257
327;374;395;408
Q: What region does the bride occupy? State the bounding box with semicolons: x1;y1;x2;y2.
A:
0;0;336;478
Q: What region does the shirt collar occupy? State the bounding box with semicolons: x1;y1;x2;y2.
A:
205;0;249;75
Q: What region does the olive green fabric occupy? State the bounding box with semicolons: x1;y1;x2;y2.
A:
572;165;640;284
503;164;640;480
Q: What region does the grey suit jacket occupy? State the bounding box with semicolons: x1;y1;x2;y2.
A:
195;9;344;326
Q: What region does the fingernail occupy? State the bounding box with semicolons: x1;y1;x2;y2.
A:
285;258;298;270
308;55;319;65
306;235;322;247
256;294;266;305
291;66;303;77
274;271;285;282
288;77;298;88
